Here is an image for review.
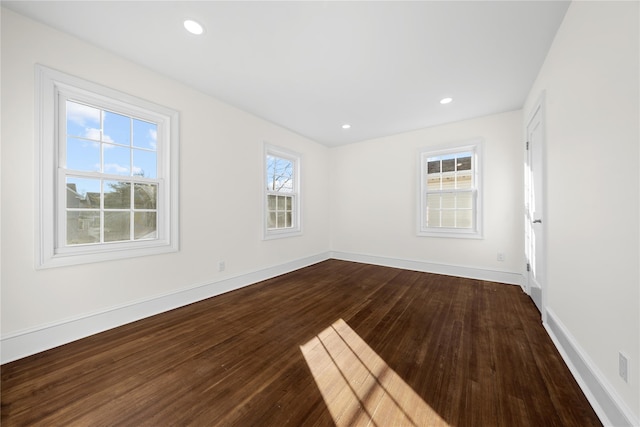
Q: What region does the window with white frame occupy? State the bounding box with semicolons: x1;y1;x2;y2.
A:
418;140;482;238
36;65;179;268
264;145;301;239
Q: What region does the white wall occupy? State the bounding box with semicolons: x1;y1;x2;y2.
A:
4;4;638;424
330;110;524;282
524;1;639;423
1;8;330;348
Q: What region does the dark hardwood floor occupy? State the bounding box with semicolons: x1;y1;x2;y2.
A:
1;260;601;426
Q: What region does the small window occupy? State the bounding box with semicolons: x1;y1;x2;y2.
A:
36;65;179;268
418;140;482;238
264;145;301;239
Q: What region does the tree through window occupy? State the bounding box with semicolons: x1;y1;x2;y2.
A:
35;65;179;268
64;100;159;245
264;145;301;238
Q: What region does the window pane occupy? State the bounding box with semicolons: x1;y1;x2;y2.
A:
133;119;157;150
134;212;157;240
267;212;276;228
441;210;455;227
266;155;275;191
457;192;472;209
457;156;472;171
104;181;131;209
442;159;455;172
457;172;472;189
66;177;100;208
285;212;292;227
134;183;157;209
427;160;440;174
441;176;456;190
133;149;157;178
67;210;100;245
426;209;440;227
426;194;440;210
457;210;473;228
103;111;130;145
277;212;285;228
104;212;130;242
267;194;276;210
103;144;131;175
66;101;100;139
441;193;455;209
427;175;441;190
285;196;292;210
266;155;294;192
277;195;286;210
67;138;100;172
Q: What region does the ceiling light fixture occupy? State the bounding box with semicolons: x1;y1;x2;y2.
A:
342;124;351;129
184;19;204;35
440;97;453;105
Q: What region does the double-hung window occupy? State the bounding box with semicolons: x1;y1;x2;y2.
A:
418;140;482;238
36;65;179;268
264;145;301;239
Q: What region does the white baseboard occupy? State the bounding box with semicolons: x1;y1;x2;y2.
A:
5;252;636;426
330;251;524;286
0;252;518;364
0;252;330;364
544;308;639;427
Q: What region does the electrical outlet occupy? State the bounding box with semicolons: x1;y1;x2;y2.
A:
619;352;629;383
218;261;225;272
497;252;505;262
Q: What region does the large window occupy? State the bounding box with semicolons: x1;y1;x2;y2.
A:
36;65;179;268
418;140;482;238
264;145;301;239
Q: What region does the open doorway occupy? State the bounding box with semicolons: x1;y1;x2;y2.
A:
525;93;547;320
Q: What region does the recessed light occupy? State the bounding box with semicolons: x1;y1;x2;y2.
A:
342;124;351;129
184;19;204;35
440;97;453;104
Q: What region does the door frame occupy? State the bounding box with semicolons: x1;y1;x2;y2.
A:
525;91;547;322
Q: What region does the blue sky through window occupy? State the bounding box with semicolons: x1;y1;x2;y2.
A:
266;155;294;193
103;111;130;146
66;101;157;178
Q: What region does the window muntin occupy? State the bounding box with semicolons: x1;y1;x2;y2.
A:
418;141;482;238
62;100;159;247
36;65;179;268
425;152;473;229
264;146;301;238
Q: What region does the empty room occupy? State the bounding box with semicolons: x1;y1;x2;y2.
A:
1;1;638;426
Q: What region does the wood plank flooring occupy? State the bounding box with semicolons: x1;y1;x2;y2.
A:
1;260;601;426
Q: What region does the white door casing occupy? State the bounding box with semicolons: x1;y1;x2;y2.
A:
525;94;546;321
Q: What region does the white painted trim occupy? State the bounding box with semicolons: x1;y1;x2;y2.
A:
5;252;635;427
263;143;302;240
524;91;547;322
330;251;523;286
1;252;330;364
544;308;639;427
416;139;484;239
34;64;180;269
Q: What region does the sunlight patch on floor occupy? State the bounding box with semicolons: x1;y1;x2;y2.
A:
300;318;449;427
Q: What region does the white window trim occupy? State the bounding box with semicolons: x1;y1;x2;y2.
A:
35;65;180;268
263;143;302;240
417;139;483;239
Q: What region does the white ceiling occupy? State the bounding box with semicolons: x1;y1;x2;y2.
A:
4;1;570;146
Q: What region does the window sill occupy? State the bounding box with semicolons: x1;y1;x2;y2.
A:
37;240;178;269
417;229;483;239
263;229;302;240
